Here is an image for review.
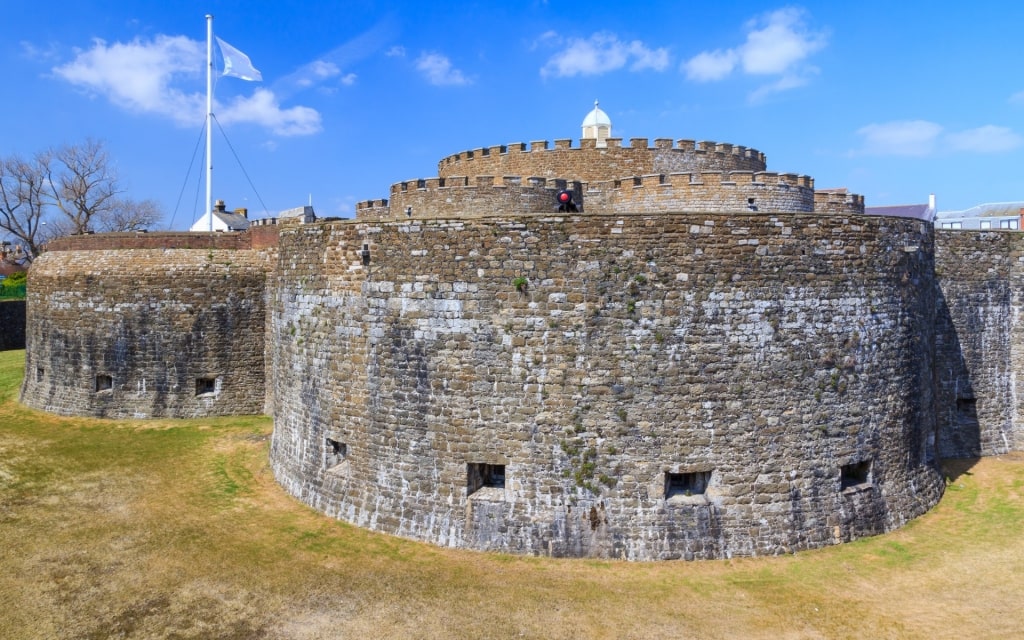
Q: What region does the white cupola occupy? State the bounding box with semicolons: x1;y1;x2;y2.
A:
581;100;612;147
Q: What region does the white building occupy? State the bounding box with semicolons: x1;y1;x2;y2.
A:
190;200;251;232
934;202;1024;230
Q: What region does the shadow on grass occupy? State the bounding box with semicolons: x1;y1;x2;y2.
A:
940;457;980;483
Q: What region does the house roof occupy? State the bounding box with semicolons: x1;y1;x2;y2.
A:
190;209;251;232
0;260;27;276
213;210;250;231
934;201;1024;220
864;203;933;221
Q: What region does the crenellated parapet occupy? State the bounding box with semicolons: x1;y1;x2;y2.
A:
437;138;767;183
358;176;583;220
583;171;816;214
355;198;391;221
814;190;866;215
356;169;869;219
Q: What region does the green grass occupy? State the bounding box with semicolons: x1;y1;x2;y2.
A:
1;348;1023;639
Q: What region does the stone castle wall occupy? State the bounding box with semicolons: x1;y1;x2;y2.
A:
584;172;815;214
437;139;767;182
357;171;866;221
934;231;1024;457
20;128;1023;561
21;241;275;418
0;300;26;351
268;211;943;560
381;177;584;220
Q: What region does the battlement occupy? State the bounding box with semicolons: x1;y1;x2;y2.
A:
439;138;766;167
613;170;814;190
814;189;866;215
392;175;573;191
355;169;865;220
437;138;768;183
356;175;583;220
356;198;392;221
583;170;818;214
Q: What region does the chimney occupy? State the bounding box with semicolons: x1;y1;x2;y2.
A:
234;207;248;219
214;199;227;213
928;193;936;211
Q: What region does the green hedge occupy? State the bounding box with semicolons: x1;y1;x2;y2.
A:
0;284;26;300
0;272;26;300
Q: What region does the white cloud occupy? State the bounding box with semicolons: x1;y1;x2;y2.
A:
310;60;340;79
739;8;826;75
853;121;1022;156
946;125;1023;153
51;34;321;136
1010;90;1024;106
340;73;357;86
747;72;812;103
416;53;470;86
531;31;558;51
683;49;738;81
386;45;406;58
682;7;827;95
293;60;340;88
855;120;943;157
217;88;322;136
53;35;204;125
629;41;671;72
20;40;60;62
540;32;670;78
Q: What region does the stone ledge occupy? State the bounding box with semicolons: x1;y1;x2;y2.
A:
468;487;506;502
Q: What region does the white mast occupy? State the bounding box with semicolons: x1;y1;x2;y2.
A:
205;14;214;231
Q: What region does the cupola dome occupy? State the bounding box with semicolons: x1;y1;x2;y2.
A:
581;100;612;147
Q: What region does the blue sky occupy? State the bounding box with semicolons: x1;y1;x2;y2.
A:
3;1;1023;229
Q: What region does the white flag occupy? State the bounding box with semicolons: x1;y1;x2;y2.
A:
216;36;262;82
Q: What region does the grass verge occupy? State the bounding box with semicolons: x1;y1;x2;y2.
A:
0;349;1022;639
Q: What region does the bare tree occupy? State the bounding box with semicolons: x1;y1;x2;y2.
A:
97;198;162;232
45;138;120;235
0;140;162;261
0;154;49;260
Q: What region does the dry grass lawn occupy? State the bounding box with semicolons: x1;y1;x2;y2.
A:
1;349;1022;639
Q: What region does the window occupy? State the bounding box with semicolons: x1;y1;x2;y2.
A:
95;374;112;392
665;471;710;499
1000;219;1019;230
325;438;348;468
35;367;44;382
940;221;962;229
980;220;992;229
840;460;872;490
468;463;505;495
195;377;217;396
956;397;976;413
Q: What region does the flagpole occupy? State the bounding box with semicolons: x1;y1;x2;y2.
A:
205;14;214;231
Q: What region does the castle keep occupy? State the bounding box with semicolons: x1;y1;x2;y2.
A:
20;106;1022;560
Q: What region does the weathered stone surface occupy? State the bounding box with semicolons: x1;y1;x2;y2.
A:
21;246;273;418
268;212;944;560
934;231;1023;457
25;133;1024;561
